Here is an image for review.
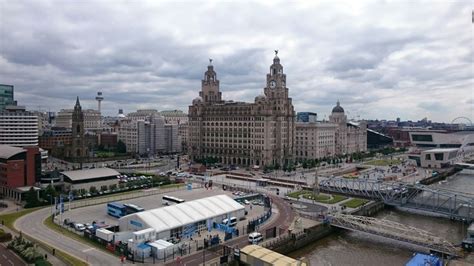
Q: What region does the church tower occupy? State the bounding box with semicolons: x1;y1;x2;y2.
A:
71;97;88;159
199;59;222;103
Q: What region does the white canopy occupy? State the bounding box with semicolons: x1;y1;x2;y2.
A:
120;194;244;233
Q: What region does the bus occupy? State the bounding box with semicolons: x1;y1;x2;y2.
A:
107;202;126;218
123;203;145;215
162;195;185;206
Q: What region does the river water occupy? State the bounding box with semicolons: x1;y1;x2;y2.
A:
290;172;473;266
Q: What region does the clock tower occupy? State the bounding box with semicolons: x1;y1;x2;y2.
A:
264;50;288;100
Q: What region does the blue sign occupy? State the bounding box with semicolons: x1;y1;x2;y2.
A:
130;220;143;228
187;183;192;191
214;223;236;234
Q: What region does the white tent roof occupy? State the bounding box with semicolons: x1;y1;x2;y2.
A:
148;239;174;249
121;194;244;233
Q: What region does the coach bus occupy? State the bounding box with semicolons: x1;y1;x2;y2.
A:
123;203;145;215
107;202;126;218
162;195;185;206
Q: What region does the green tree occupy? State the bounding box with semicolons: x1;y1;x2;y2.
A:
24;187;40;208
109;184;117;191
89;186;98;194
116;140;127;153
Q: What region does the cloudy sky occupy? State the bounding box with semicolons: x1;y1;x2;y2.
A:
0;0;472;122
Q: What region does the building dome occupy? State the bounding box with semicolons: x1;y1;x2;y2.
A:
192;97;202;105
332;100;344;113
255;94;266;102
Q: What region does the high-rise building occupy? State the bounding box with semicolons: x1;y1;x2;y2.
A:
0;84;15;111
188;53;295;167
165;124;180;153
118;113;168;155
0;105;38;147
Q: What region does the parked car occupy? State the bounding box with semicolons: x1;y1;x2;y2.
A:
248;232;263;244
74;223;86;232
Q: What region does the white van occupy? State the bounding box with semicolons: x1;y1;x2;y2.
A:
222;217;237;227
248;232;263;244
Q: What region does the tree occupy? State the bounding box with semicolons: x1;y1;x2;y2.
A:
116;140;127;154
89;186;98;195
109;184;117;191
24;187;40;208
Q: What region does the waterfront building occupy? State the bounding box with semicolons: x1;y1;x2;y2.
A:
329;101;367;155
297;112;317;123
188;53;295;167
295;122;336;161
0;84;15;111
0;105;38;147
160;110;188;124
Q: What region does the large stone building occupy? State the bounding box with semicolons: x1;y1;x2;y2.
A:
56;108;101;131
188;53;295;167
329;101;367;155
295;122;336;161
160;110;188;124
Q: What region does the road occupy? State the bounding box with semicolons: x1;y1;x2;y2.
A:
0;244;26;266
167;195;296;266
15;207;124;266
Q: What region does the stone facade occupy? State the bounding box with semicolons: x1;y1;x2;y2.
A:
295;122;336;161
56;108;101;131
66;97;88;159
329;101;367;155
188;54;295;167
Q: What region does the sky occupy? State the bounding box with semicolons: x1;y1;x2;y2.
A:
0;0;472;122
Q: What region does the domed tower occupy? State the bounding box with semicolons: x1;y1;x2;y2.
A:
329;100;347;124
199;59;222;103
329;100;348;155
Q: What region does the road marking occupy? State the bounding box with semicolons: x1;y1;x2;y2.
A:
1;254;6;259
82;248;95;252
7;259;13;266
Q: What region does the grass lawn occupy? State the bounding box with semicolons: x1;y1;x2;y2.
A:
286;190;311;199
300;193;348;204
364;159;401;166
302;193;330;201
342;198;369;208
324;195;348;204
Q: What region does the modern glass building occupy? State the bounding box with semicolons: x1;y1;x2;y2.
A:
297;112;317;123
0;84;14;111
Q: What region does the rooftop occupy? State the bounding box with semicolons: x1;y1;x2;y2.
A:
0;145;25;159
120;194;244;233
241;245;307;266
424;148;459;153
61;168;120;181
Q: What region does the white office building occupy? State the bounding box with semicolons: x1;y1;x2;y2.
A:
0;106;38;147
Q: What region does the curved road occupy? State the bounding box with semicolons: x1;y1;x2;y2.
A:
15;207;122;265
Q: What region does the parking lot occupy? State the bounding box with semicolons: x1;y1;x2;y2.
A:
59;186;269;239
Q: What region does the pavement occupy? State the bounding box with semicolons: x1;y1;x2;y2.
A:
0;243;26;266
15;207;127;266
